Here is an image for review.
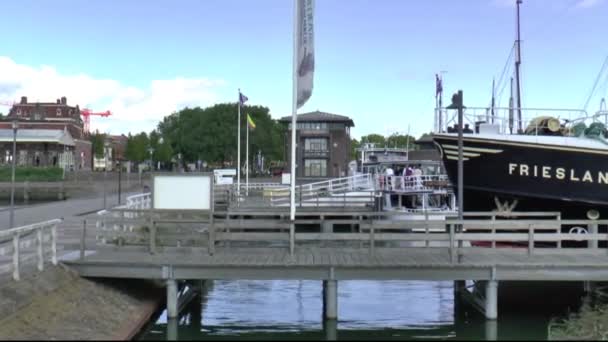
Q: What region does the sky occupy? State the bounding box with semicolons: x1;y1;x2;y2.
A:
1;0;607;140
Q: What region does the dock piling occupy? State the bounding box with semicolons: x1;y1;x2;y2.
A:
323;279;338;320
166;279;178;319
485;280;498;320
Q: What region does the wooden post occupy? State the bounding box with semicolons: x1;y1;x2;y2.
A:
528;224;534;256
557;214;562;249
369;220;375;256
51;223;58;265
491;216;496;249
37;228;44;271
589;222;598;249
149;220;157;254
208;220;215;255
449;223;456;264
289;221;295;256
13;233;20;281
80;220;87;260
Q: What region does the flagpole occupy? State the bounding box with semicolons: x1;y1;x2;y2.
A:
237;90;241;197
246;117;249;197
290;0;298;221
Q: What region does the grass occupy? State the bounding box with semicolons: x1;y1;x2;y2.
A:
0;166;64;182
548;299;608;340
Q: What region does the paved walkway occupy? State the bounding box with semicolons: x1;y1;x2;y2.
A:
0;191;143;279
0;191;139;229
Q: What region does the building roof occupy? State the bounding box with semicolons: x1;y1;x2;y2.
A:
279;111;354;126
0;129;75;146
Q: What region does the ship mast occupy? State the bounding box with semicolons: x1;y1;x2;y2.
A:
514;0;523;133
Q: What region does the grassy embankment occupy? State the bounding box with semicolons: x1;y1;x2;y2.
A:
0;167;63;182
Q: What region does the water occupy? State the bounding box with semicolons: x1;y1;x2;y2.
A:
138;280;585;340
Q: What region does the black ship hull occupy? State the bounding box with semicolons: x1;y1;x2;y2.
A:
433;134;608;219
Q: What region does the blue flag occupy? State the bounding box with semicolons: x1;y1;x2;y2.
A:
239;91;248;106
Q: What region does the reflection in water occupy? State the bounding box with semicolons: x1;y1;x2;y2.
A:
139;280;584;341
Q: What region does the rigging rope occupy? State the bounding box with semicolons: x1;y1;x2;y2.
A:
582;55;608;112
493;43;516;108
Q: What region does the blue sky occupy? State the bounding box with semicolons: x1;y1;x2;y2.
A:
1;0;607;139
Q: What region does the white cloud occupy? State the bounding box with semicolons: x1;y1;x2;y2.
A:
574;0;604;8
0;56;227;135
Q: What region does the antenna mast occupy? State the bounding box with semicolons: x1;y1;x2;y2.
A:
514;0;523;133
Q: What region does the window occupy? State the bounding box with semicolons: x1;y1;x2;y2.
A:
304;138;328;151
56;108;62;116
16;109;21;116
304;159;327;177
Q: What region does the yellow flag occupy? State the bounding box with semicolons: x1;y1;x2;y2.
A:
247;113;256;129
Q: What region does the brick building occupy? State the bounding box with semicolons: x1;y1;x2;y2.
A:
0;96;92;170
279;111;354;178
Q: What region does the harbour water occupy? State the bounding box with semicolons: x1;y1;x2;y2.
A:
138;280;586;341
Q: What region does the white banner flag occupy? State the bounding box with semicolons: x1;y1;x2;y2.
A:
296;0;314;109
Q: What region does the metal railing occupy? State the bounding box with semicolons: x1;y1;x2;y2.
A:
0;219;61;281
437;106;590;135
269;174;374;207
375;174;450;192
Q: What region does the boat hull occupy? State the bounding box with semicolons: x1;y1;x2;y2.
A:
433;134;608;219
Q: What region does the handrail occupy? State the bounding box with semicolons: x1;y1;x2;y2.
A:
0;218;61;281
436;106;591;135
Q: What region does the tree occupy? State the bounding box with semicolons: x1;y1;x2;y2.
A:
157;103;284;168
350;138;360;160
89;131;106;158
387;133;417;149
125;132;149;163
360;134;386;147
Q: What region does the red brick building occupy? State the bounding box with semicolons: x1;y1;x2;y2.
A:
0;96;93;170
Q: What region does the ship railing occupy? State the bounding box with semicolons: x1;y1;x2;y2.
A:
436;106;589;135
375;174;450;192
0;219;61;281
268;174;374;207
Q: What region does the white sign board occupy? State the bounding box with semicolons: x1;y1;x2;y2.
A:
153;174;212;210
282;172;291;185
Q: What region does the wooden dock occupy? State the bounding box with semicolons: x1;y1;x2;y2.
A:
57;207;608;321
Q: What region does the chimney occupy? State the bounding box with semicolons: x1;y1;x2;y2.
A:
20;96;27;104
61;97;67;105
57;99;61;104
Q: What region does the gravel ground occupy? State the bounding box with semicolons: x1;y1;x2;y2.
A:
0;265;163;340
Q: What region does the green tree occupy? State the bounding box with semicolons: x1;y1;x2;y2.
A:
387;133;417;149
89;131;106;158
350;138;360;160
360;134;386;147
157;103;284;168
125;132;150;163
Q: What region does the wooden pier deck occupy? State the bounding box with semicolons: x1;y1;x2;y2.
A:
64;246;608;281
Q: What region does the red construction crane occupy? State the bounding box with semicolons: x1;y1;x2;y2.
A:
81;108;112;134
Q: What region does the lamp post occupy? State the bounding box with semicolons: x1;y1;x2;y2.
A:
148;147;154;171
103;141;110;210
118;158;122;205
447;90;465;221
177;153;182;173
9;120;18;228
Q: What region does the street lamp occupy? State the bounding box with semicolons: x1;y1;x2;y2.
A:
9;120;17;228
103;141;110;209
148;147;154;171
446;90;465;221
177;152;182;173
